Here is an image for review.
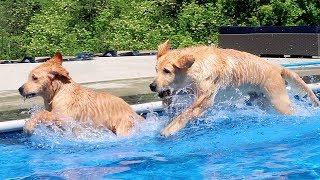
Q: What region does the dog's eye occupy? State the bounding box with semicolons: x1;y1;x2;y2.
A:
32;75;38;81
163;68;171;74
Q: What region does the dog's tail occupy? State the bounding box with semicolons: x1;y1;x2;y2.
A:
281;67;320;106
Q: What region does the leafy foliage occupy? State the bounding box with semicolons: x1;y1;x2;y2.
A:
0;0;319;60
0;0;40;59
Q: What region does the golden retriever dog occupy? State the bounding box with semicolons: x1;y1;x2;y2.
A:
150;40;319;137
19;52;143;136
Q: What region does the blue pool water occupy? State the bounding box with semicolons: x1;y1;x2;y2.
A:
1;97;320;179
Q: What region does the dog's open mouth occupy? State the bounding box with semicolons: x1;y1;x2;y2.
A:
23;93;37;99
158;89;171;98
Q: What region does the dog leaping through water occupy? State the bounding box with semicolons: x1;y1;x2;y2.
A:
150;40;319;137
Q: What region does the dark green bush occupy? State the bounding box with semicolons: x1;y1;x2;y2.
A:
0;0;319;60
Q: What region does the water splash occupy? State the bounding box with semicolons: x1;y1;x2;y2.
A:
23;86;320;150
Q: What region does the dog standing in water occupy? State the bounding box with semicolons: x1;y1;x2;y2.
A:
19;52;143;136
150;40;319;137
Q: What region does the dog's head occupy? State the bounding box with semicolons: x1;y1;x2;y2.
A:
150;40;195;98
18;52;71;99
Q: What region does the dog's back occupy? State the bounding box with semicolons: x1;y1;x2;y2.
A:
216;48;283;86
170;46;282;88
51;80;143;135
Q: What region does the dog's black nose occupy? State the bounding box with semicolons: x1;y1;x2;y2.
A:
149;83;157;92
18;86;24;95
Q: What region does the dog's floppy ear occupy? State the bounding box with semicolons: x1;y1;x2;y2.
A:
49;52;63;65
48;66;71;81
157;40;170;58
173;55;195;69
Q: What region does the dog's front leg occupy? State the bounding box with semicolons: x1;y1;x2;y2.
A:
161;90;216;137
24;111;62;134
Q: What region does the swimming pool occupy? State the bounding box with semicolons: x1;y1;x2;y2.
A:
1;95;320;179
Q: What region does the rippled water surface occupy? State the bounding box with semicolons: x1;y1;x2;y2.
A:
1;95;320;179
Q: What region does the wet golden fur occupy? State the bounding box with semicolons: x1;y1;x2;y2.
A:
151;40;319;137
19;52;143;136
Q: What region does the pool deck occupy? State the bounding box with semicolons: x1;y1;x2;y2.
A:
0;55;320;117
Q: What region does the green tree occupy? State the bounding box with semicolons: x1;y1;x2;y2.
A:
259;0;304;26
0;0;40;59
296;0;320;25
24;0;94;56
0;0;319;60
218;0;260;26
175;2;228;46
94;0;175;50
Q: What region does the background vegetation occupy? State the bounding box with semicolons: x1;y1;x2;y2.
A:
0;0;319;60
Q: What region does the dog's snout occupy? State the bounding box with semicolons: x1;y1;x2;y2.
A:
149;82;157;92
158;89;171;98
18;86;24;95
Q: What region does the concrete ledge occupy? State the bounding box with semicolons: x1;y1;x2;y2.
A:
0;56;157;91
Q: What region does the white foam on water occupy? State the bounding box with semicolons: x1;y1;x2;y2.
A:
27;111;168;148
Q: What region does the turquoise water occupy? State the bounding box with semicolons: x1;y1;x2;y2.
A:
1;96;320;179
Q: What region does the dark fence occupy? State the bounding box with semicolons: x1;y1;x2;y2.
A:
218;26;320;57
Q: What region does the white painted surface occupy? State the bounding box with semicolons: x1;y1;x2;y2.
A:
0;56;157;91
1;55;320;91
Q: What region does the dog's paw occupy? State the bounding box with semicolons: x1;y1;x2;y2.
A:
160;126;178;137
23;121;36;134
161;118;188;137
160;129;172;137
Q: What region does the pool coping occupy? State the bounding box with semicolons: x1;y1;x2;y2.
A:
1;81;320;133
